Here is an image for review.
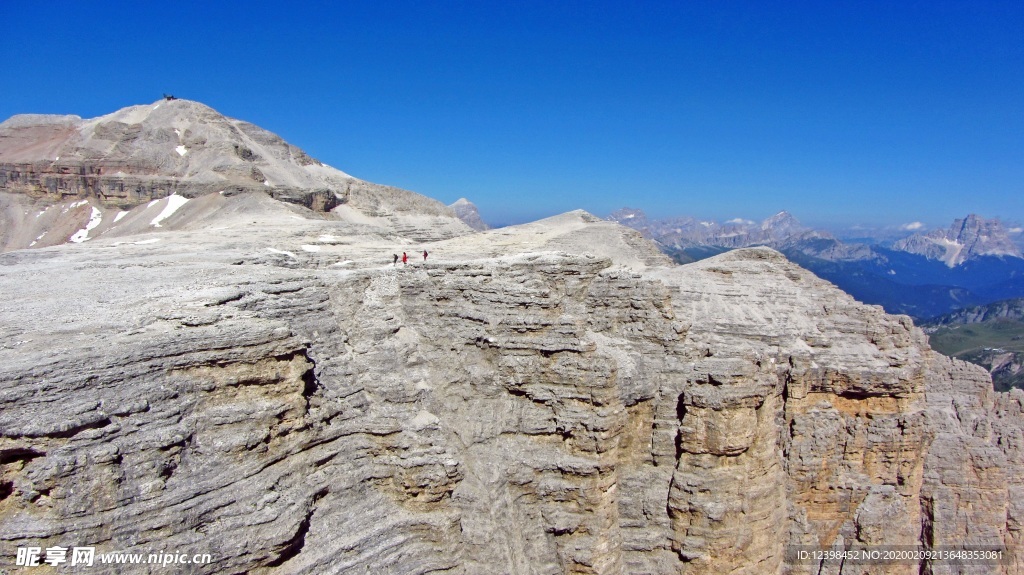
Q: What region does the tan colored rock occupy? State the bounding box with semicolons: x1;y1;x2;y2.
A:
0;108;1020;573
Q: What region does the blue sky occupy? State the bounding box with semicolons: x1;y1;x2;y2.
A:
2;1;1022;230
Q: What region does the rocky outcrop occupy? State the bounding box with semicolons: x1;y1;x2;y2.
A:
1;222;1020;574
0;99;1019;575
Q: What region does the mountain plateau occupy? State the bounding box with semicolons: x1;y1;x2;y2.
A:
0;102;1021;574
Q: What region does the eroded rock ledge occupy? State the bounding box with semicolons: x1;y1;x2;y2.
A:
0;247;1020;574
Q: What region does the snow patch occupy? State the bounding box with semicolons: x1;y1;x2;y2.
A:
150;194;190;227
700;221;714;227
301;244;321;252
175;145;188;156
936;237;965;267
266;248;298;259
69;207;103;243
62;200;88;214
134;238;160;245
174;128;181;137
113;211;128;223
330;260;354;267
55;156;59;161
264;180;271;187
624;214;635;219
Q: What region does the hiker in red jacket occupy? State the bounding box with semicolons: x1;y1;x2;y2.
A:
423;250;428;261
402;252;408;265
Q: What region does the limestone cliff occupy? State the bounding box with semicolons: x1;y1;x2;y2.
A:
1;208;1020;573
0;101;1019;575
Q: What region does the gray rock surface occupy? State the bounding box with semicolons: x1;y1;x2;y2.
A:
0;102;1021;574
1;201;1021;574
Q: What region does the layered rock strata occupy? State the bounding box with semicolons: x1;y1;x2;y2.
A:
1;233;1020;574
0;101;461;220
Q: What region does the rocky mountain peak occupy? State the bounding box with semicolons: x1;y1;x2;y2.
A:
0;98;354;209
0;100;473;251
448;197;490;231
893;214;1023;267
760;210;806;239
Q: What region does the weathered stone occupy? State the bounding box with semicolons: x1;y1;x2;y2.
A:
0;103;1020;575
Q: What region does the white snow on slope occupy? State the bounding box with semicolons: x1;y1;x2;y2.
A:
113;211;128;223
937;237;965;267
267;248;298;259
69;207;103;243
301;244;321;252
151;194;190;227
175;145;188;156
63;200;88;214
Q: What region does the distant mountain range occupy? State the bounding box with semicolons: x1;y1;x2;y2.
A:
924;298;1024;391
609;208;1024;320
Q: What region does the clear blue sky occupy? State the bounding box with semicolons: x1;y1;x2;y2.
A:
2;1;1022;229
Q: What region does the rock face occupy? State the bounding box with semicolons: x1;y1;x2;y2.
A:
449;197;490;231
893;214;1024;267
0;102;1020;574
1;204;1021;573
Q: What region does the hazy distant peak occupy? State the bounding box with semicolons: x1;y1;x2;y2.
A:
761;210;802;230
892;214;1023;266
448;197;490;231
608;207;647;220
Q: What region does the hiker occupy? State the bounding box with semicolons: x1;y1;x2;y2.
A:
402;252;408;265
393;254;399;266
423;250;428;261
